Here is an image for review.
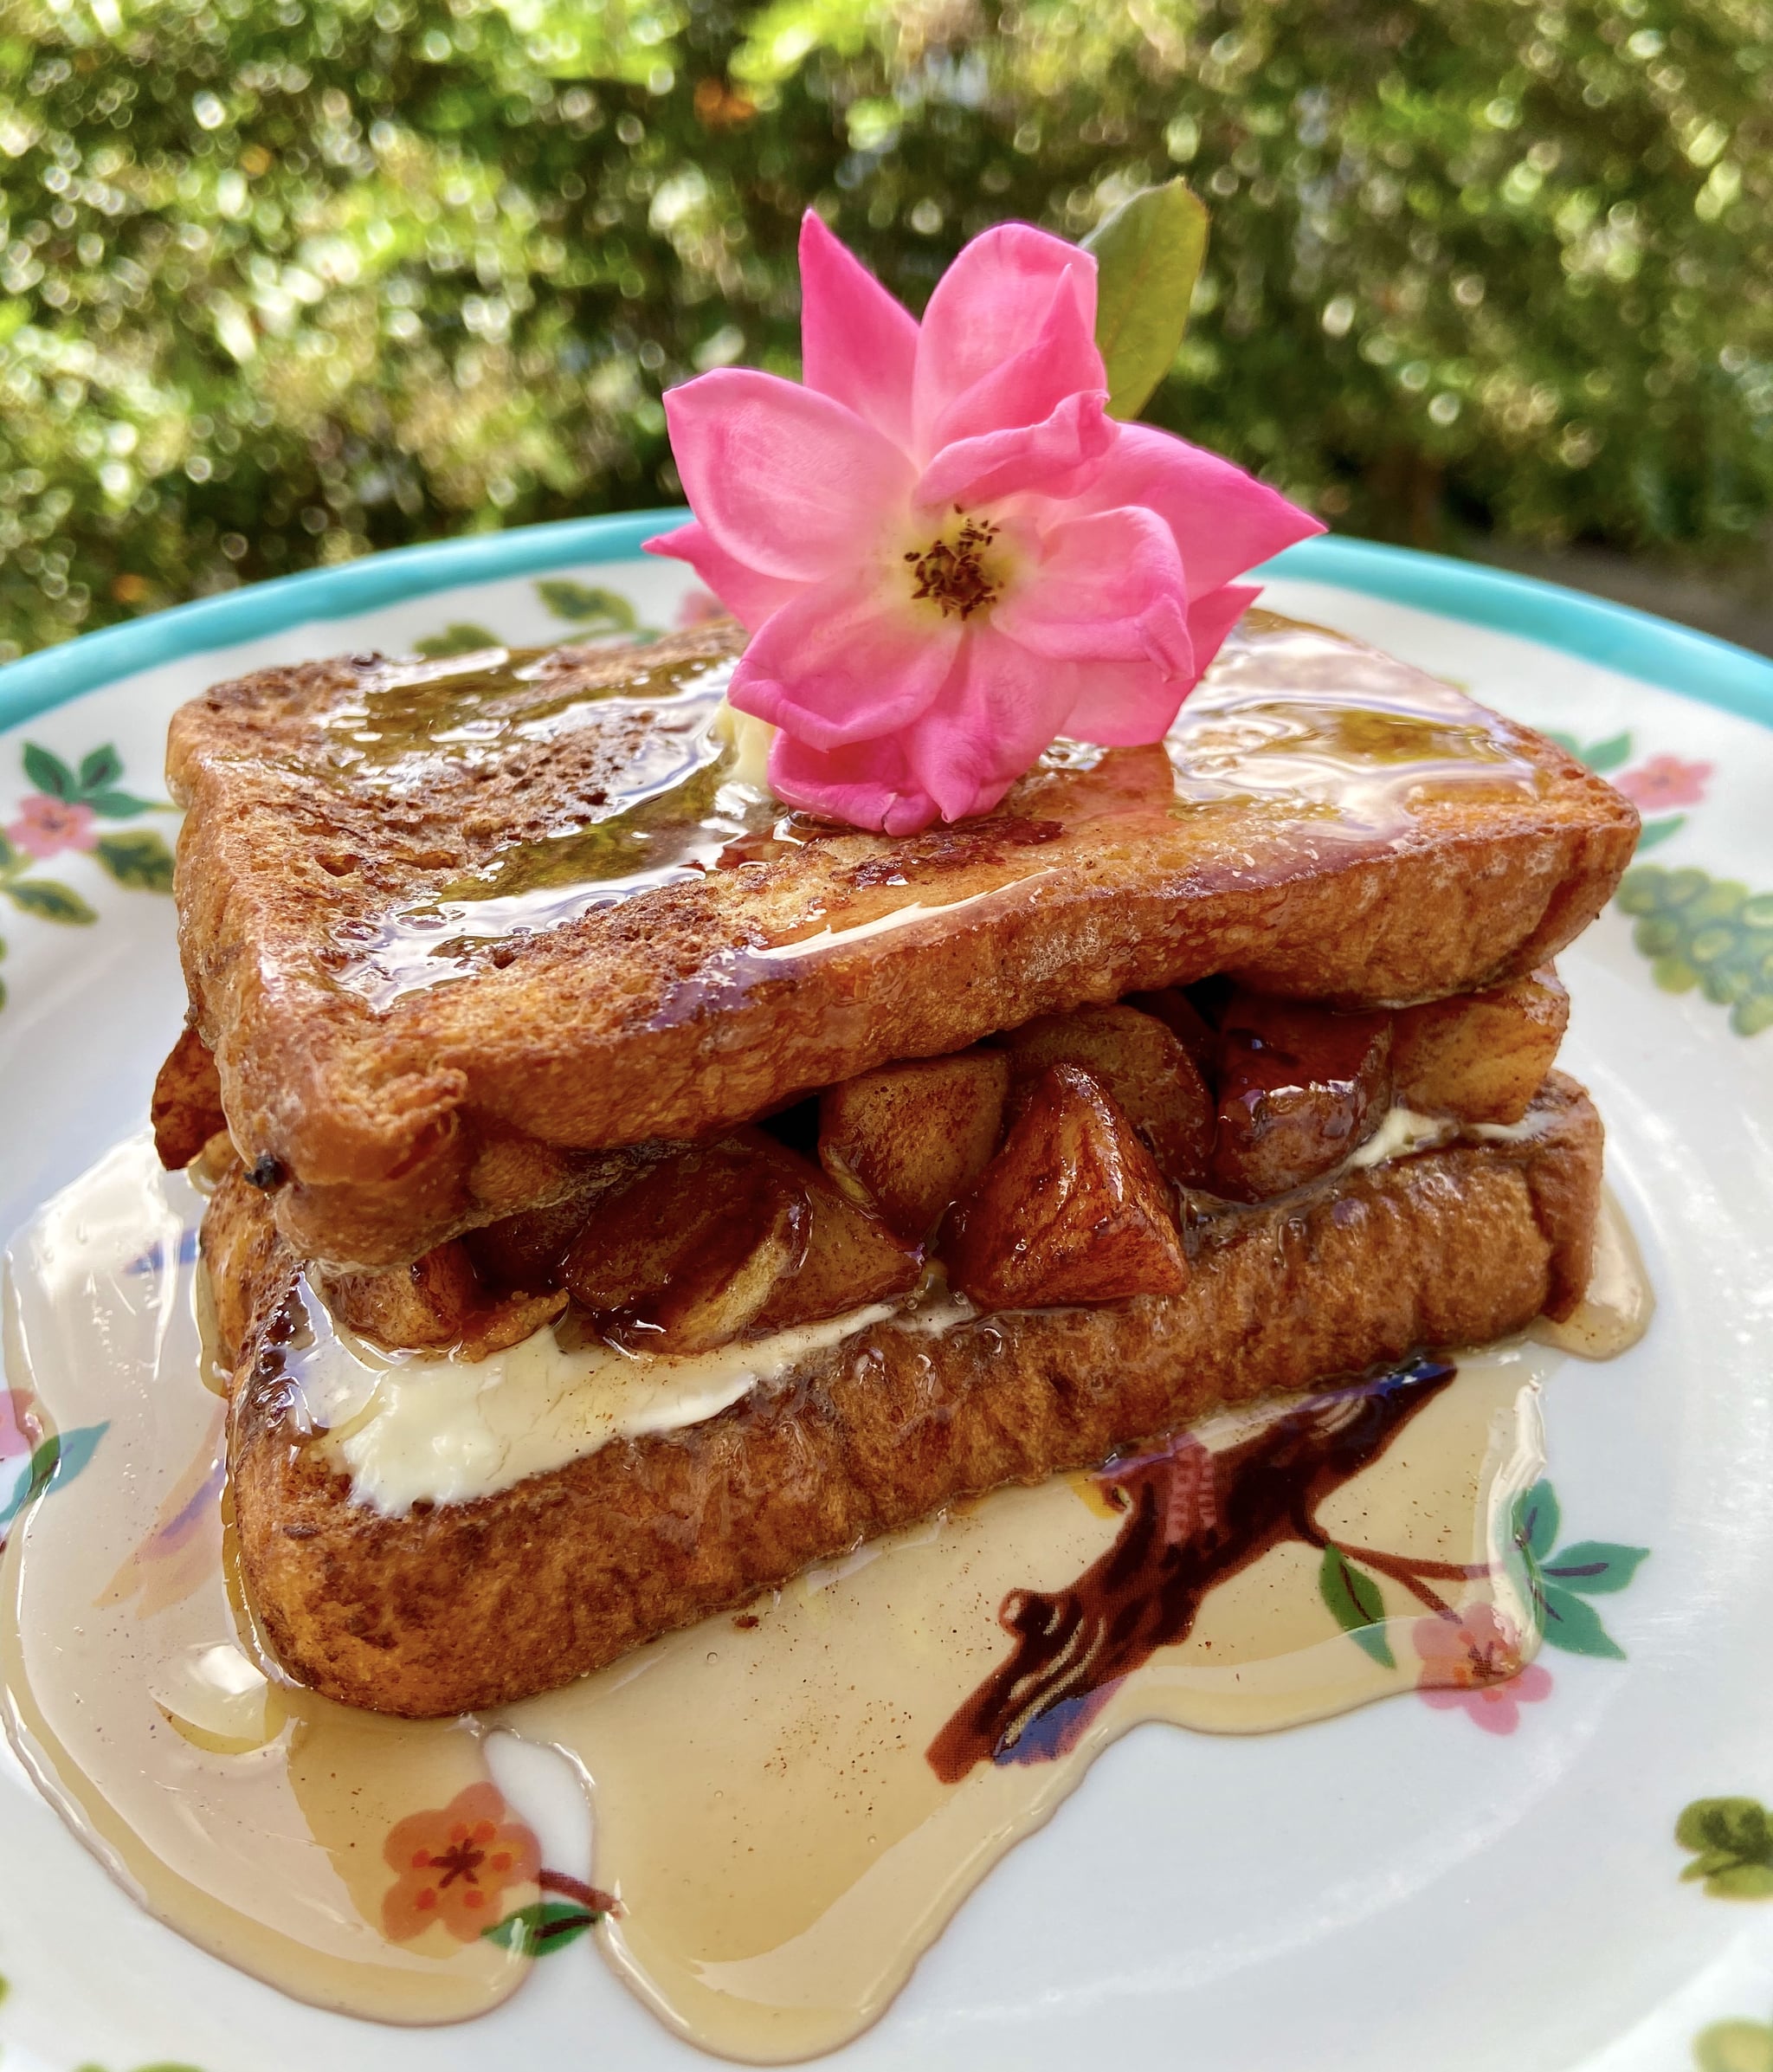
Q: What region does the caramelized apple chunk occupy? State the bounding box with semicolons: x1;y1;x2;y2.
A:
1208;991;1393;1202
1392;967;1569;1125
325;1243;485;1351
751;1159;924;1330
467;1179;614;1292
1001;1003;1214;1184
1124;986;1218;1074
818;1049;1010;1238
562;1133;808;1353
944;1062;1189;1309
152;1023;228;1172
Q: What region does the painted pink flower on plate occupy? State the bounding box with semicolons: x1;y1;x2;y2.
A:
1413;1603;1552;1735
647;213;1322;832
0;1388;36;1468
1615;754;1711;810
8;792;96;859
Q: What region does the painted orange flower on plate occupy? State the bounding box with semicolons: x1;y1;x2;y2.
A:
383;1782;541;1942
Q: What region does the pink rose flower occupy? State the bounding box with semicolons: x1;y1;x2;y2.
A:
1413;1603;1552;1736
647;213;1323;833
1615;754;1711;810
8;792;96;859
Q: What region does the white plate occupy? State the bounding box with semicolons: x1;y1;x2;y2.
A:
1;525;1770;2072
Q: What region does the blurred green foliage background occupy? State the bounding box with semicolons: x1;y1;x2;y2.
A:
2;0;1770;658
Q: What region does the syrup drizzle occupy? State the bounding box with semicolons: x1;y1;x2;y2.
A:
0;1138;1648;2061
326;612;1546;1007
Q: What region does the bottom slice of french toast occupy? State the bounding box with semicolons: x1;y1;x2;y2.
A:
218;1072;1601;1718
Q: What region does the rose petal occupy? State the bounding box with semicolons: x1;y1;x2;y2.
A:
643;521;802;631
912;223;1097;449
900;624;1081;823
1071;422;1324;600
914;389;1113;513
995;507;1193;675
662;369;915;582
925;264;1105;456
768;727;941;836
1183;582;1262;677
798;210;919;449
727;575;962;751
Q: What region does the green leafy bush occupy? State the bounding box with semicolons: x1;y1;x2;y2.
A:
3;0;1771;657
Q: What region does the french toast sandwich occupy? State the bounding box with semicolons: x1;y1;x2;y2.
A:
156;609;1639;1717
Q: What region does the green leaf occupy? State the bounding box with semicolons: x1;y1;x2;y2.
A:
1541;729;1583;757
4;878;97;924
85;790;161;820
413;621;501;658
481;1900;602;1955
1513;1480;1560;1559
1083;179;1209;422
1543;1539;1650;1595
95;830;175;893
535;579;639;632
0;829;13;868
77;745;123;793
22;742;76;800
1636;815;1686;852
1317;1544;1395;1667
1538;1581;1625;1658
1583;731;1634;773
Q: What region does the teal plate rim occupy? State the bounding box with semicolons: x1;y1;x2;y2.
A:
2;513;1771;736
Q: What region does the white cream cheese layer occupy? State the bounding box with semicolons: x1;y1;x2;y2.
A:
307;1292;970;1517
1340;1104;1456;1173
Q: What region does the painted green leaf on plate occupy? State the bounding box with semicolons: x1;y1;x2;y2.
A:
1512;1480;1560;1559
1537;1581;1626;1658
413;622;500;658
482;1899;603;1955
23;742;76;800
535;579;639;632
1637;815;1685;852
1084;178;1209;422
95;831;176;893
78;745;123;792
4;878;97;924
1542;1540;1651;1594
1318;1544;1394;1667
1679;1799;1773;1899
1583;730;1634;773
86;790;162;820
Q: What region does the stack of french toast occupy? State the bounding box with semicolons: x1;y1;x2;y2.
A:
151;609;1638;1716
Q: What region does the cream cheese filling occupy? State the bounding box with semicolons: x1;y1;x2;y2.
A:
308;1288;972;1518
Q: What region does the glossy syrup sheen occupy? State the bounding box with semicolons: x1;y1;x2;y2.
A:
330;614;1547;1006
0;1137;1647;2061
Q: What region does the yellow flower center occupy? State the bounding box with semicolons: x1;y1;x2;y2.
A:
904;510;1003;621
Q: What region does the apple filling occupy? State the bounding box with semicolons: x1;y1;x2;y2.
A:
318;967;1570;1360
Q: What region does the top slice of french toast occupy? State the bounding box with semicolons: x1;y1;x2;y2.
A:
166;608;1638;1267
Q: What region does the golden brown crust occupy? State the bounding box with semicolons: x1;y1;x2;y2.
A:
224;1073;1603;1718
168;615;1638;1268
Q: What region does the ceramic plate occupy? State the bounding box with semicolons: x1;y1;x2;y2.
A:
1;521;1770;2072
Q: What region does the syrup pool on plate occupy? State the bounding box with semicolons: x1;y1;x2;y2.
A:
0;1135;1648;2062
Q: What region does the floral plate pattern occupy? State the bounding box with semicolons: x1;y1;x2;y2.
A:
0;526;1770;2072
